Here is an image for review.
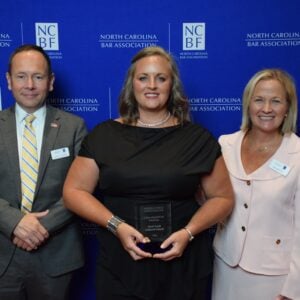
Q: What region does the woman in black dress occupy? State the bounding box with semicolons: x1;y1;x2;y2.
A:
63;46;234;300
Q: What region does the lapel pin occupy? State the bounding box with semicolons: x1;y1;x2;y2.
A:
51;122;59;128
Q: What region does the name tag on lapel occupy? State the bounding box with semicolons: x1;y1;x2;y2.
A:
269;159;290;176
51;147;70;160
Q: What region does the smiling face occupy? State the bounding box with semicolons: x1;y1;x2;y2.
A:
249;79;289;134
6;50;54;113
132;55;172;115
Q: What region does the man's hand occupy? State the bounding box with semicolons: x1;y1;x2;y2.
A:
13;210;49;250
12;236;36;251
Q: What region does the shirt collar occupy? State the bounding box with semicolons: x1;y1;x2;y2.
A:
15;103;46;124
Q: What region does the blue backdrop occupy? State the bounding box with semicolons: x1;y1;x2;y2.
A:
1;1;300;299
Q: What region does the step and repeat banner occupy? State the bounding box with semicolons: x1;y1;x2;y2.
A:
1;0;299;299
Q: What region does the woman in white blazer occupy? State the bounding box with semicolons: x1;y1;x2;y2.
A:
212;69;300;300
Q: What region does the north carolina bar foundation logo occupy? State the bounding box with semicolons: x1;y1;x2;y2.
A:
183;23;205;50
35;23;59;50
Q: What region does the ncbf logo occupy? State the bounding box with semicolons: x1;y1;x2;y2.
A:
35;23;59;50
183;23;205;50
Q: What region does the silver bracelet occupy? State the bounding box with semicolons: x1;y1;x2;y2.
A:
106;215;125;235
183;227;194;242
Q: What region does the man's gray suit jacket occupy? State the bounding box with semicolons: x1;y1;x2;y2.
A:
0;104;87;277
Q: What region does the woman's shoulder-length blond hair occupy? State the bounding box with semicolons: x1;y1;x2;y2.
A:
240;68;298;134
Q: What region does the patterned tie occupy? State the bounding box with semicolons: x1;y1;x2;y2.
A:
21;114;39;213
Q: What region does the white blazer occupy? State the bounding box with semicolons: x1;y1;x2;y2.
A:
213;131;300;299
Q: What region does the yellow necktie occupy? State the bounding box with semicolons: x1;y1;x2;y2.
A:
21;114;39;213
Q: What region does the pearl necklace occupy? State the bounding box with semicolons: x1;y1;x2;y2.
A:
137;112;171;127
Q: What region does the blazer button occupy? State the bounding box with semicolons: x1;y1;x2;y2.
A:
244;203;248;209
246;180;251;186
276;239;281;245
241;226;246;231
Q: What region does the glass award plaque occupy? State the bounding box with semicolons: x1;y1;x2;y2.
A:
135;201;172;254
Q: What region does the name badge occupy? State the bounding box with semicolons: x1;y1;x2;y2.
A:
269;159;290;176
51;147;70;160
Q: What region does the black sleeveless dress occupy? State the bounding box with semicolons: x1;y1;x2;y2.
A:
79;120;221;300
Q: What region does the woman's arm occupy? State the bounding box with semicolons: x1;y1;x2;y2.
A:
63;156;112;226
185;155;234;237
154;155;234;261
63;156;152;260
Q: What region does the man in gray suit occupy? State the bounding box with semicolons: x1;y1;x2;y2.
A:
0;44;87;300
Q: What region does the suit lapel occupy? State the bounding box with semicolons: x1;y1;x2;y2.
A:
0;107;22;203
36;106;61;192
224;131;298;180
